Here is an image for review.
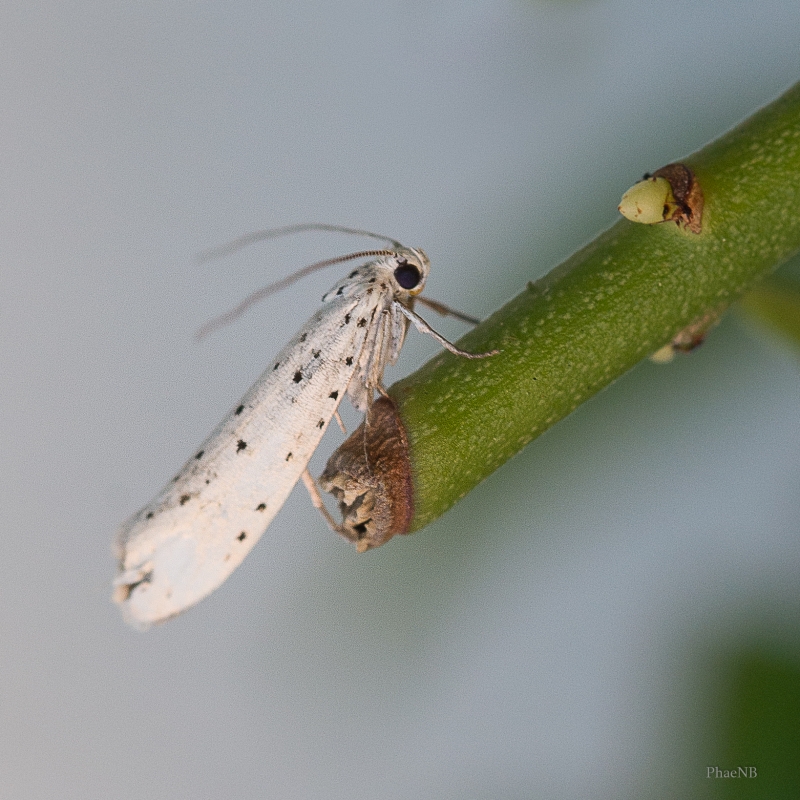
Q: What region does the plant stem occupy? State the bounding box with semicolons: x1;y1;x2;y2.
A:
389;81;800;531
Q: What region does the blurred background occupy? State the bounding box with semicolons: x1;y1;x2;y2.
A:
2;1;799;797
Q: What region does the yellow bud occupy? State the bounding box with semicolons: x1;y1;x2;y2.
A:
618;176;679;224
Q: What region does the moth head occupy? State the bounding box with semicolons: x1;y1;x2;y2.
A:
391;248;430;297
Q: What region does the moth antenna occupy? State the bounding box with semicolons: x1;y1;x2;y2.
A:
196;249;396;340
197;223;405;262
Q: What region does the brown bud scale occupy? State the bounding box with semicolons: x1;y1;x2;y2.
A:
320;395;413;552
650;163;704;234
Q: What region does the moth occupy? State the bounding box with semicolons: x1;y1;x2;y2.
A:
114;225;495;627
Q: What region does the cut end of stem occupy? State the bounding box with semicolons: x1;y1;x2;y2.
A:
319;396;414;551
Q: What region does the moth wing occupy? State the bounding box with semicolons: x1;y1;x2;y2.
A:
114;296;374;627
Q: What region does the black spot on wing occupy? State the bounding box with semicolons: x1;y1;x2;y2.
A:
237;531;247;541
236;439;247;452
344;314;350;325
357;318;367;327
293;370;303;383
179;494;191;506
299;332;307;342
312;350;321;358
348;269;359;278
329;390;339;400
256;503;266;511
235;405;245;415
195;450;204;459
286;452;293;461
273;362;280;371
126;570;153;592
345;356;353;366
146;511;154;520
317;418;325;429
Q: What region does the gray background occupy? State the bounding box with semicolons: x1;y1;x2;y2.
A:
3;1;800;797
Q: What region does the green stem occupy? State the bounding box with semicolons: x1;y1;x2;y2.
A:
390;81;800;531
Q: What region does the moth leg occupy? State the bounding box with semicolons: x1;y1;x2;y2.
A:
360;393;381;475
334;409;347;434
394;302;499;358
416;296;481;326
301;469;343;534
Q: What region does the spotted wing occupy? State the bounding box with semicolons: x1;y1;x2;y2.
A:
114;292;377;627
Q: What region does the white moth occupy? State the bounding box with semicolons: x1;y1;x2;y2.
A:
114;226;494;627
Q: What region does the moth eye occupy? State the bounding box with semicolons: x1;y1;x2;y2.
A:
394;260;422;290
